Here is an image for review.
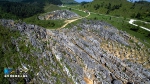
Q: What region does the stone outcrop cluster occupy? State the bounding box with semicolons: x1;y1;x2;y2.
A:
38;10;80;20
0;19;150;84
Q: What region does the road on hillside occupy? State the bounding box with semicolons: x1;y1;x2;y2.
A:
91;11;150;32
129;19;150;32
66;6;150;32
90;10;150;32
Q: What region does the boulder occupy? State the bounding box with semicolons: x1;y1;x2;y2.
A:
112;79;123;84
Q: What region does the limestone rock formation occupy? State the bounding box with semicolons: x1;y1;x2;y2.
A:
0;19;150;84
38;10;80;20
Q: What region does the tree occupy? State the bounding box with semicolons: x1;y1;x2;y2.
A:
136;13;141;19
109;17;111;20
94;4;100;10
0;2;44;19
130;26;139;32
50;22;55;27
69;8;71;10
106;10;110;14
107;3;111;10
94;17;97;20
131;13;136;18
147;33;150;38
81;1;89;6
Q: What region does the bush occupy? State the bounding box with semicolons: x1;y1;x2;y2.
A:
130;26;139;32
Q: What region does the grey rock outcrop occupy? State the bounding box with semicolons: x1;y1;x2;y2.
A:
0;19;150;84
112;79;123;84
78;19;129;46
38;10;80;20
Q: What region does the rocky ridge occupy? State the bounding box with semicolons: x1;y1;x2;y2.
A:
38;10;80;20
0;19;150;84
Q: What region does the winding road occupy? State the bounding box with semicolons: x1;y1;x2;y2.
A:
60;6;150;32
129;19;150;32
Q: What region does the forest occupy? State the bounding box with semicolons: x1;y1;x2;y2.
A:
0;0;62;19
0;1;44;19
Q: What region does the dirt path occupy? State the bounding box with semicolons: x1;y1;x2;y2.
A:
57;12;90;30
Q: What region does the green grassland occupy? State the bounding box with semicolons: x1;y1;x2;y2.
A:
0;2;65;29
62;5;150;48
24;5;87;29
44;4;61;13
60;6;88;17
0;24;74;84
23;15;64;29
89;14;150;48
23;3;150;47
0;25;38;84
23;4;65;29
61;0;77;4
80;0;150;22
0;2;44;19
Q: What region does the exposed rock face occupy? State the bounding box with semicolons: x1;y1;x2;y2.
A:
112;79;123;84
78;19;129;46
0;19;150;84
38;10;80;20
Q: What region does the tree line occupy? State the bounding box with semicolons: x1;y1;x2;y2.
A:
0;1;44;19
0;0;63;19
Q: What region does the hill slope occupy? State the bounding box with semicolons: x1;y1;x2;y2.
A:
81;0;150;21
0;19;150;84
22;0;62;5
61;0;77;4
0;0;62;5
0;0;62;19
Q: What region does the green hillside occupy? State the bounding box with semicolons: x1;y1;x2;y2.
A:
0;0;62;19
61;0;78;4
0;0;62;4
0;1;44;19
22;0;62;5
0;0;22;2
81;0;150;21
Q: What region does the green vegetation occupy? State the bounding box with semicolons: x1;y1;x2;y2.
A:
0;1;65;29
22;3;65;29
22;0;62;5
23;15;64;29
60;6;88;17
0;0;62;19
0;25;21;84
87;13;150;47
0;24;41;83
0;1;44;19
66;19;82;28
81;1;89;6
134;21;150;29
61;0;78;4
0;0;23;2
1;0;63;4
44;4;60;12
70;9;88;17
80;0;150;22
0;25;20;66
62;5;150;48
